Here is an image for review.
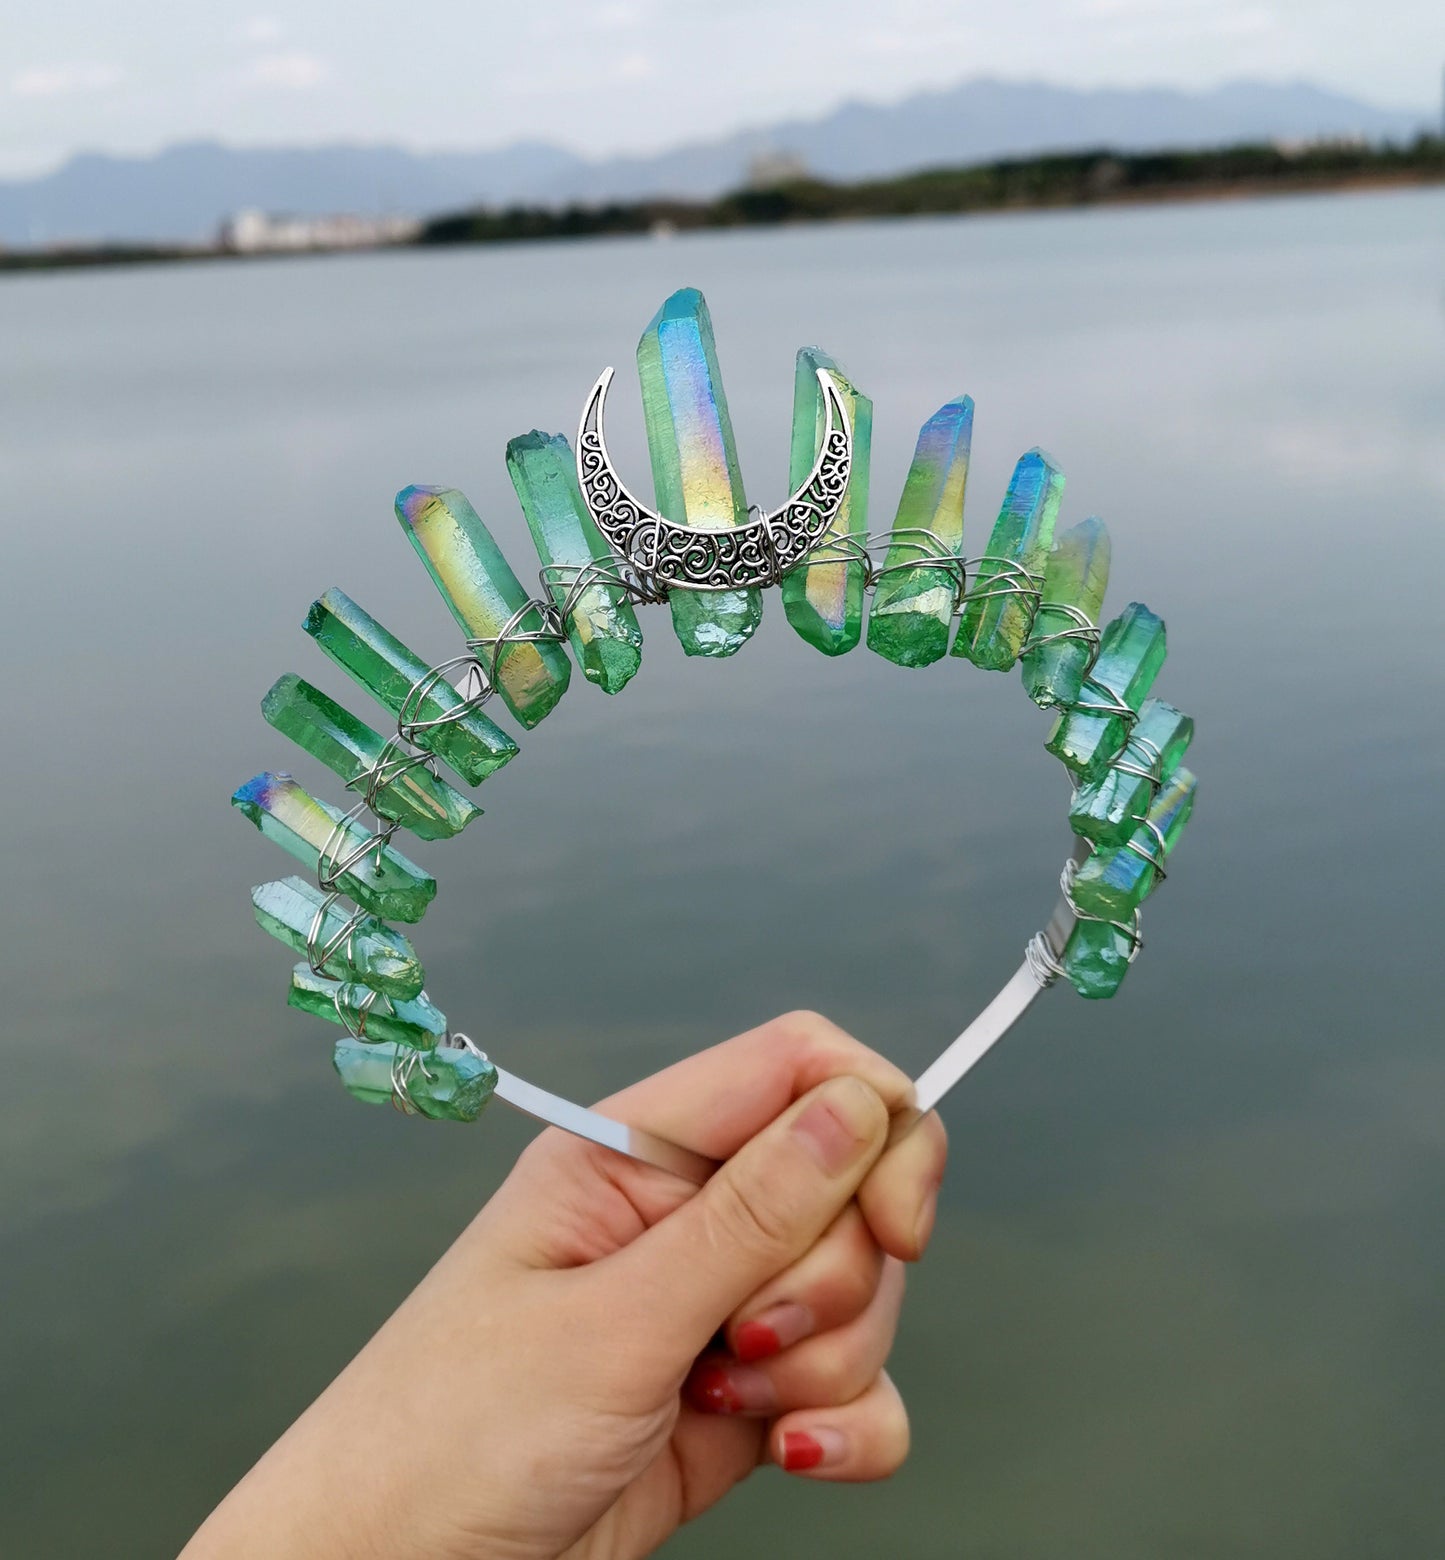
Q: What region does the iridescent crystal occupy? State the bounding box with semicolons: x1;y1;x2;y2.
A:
781;349;872;655
333;1037;498;1122
1020;516;1111;707
866;397;973;668
1046;602;1167;782
953;448;1064;671
304;588;517;787
262;674;480;841
251;877;424;1000
232;772;436;923
288;964;447;1048
636;287;761;657
1071;768;1197;921
1069;698;1194;846
506;430;643;694
1062;917;1137;1000
396;484;571;727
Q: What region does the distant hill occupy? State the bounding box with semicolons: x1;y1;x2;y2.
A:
1;77;1429;246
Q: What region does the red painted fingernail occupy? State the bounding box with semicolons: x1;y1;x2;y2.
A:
734;1319;781;1362
781;1431;825;1471
781;1427;847;1472
684;1359;775;1415
686;1360;746;1414
734;1301;813;1362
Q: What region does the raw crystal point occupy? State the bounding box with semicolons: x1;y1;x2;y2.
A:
781;349;872;655
333;1036;498;1122
251;877;424;1000
953;448;1065;671
288;964;447;1049
506;430;643;694
1046;602;1167;782
1069;698;1194;846
232;772;437;923
1062;917;1138;1000
1020;516;1111;708
866;397;973;668
396;484;571;728
1071;768;1197;921
304;589;517;787
637;287;761;657
262;674;480;841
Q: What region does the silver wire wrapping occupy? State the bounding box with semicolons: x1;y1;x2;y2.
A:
335;979;379;1039
1023;859;1083;988
1121;815;1171;879
1018;600;1103;657
795;524;1048;620
298;518;1133;1112
389;1040;436;1115
1069;673;1135;719
389;1031;494;1116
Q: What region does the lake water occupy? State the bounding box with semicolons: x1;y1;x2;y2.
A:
2;188;1442;1557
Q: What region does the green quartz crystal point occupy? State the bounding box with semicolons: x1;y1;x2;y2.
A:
1062;917;1138;1000
780;349;872;655
636;287;761;657
232;772;437;923
396;484;571;728
1046;602;1168;782
1070;767;1197;921
304;589;518;787
262;674;480;841
1070;697;1194;846
332;1037;498;1122
866;397;974;668
953;447;1065;671
288;964;447;1049
251;877;424;1000
505;430;643;694
1020;516;1112;707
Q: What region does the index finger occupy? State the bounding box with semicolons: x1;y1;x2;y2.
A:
595;1009;915;1163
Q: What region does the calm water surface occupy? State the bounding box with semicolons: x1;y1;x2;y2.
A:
2;190;1442;1557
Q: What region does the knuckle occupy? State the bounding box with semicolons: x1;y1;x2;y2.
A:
770;1009;877;1078
704;1171;795;1264
805;1338;870;1405
828;1224;884;1317
771;1009;840;1054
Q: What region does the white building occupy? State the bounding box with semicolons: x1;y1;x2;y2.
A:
219;209;421;254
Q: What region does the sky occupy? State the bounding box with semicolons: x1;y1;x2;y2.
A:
1;0;1440;179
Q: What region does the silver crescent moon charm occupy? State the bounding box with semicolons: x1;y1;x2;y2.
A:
575;367;853;592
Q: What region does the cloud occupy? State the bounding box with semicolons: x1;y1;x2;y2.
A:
1078;0;1275;28
235;15;285;45
614;53;655;82
11;62;123;98
240;51;330;90
592;2;643;27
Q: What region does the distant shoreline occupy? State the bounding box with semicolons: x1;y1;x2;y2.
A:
5;140;1442;276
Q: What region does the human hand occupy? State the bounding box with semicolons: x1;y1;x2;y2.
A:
183;1011;948;1560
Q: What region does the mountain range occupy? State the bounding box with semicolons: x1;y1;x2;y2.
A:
3;77;1430;246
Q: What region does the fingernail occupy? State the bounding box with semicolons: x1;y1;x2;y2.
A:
912;1182;940;1256
792;1078;880;1175
781;1427;847;1472
685;1358;777;1415
734;1301;813;1362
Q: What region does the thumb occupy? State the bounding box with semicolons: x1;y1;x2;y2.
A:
606;1076;891;1357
